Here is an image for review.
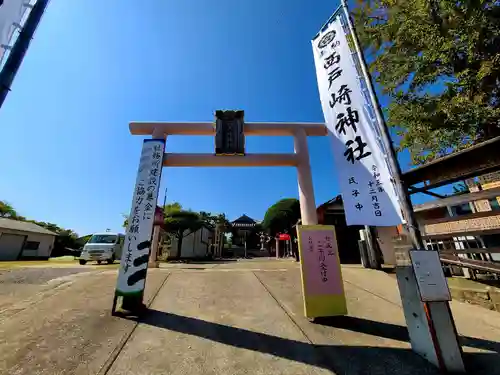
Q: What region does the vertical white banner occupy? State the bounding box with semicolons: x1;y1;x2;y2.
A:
312;17;403;226
115;139;164;297
0;0;27;61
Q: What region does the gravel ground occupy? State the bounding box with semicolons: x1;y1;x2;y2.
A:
0;270;169;375
0;267;98;314
0;267;93;285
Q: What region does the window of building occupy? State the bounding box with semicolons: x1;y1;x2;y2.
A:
452;203;473;216
489;198;500;211
24;241;40;250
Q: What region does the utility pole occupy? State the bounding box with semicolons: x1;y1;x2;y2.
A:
339;0;422;248
0;0;50;110
339;1;464;372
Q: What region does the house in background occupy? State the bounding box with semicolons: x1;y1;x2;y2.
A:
231;214;258;247
316;195;364;264
0;218;57;260
315;172;500;269
230;214;262;257
315;195;402;265
168;225;215;259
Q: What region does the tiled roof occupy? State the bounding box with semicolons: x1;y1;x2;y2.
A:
232;214;257;224
0;218;57;236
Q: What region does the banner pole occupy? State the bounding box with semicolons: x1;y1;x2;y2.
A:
313;5;343;41
338;0;423;249
338;2;465;372
0;0;50;110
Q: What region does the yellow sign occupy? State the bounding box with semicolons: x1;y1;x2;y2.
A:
481;181;500;210
297;225;347;318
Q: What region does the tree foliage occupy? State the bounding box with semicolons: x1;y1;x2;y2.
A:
122;200;230;258
199;211;231;230
0;201;18;218
53;229;80;254
164;202;182;215
354;0;500;164
122;214;128;229
164;208;231;258
77;234;92;247
452;181;469;195
262;198;301;236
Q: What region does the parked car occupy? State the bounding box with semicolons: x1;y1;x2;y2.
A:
79;233;124;265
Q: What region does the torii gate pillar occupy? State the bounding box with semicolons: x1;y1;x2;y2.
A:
294;128;318;225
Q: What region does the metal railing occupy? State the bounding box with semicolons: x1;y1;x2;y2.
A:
423;230;500;278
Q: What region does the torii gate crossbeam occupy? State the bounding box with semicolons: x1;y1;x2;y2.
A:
130;121;329;226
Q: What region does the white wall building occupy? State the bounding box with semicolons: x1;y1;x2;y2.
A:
169;226;214;259
0;218;57;260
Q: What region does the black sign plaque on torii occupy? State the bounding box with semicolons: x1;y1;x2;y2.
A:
214;110;245;155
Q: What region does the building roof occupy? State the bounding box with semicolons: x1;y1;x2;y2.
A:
402;136;500;190
0;218;57;236
316;195;343;211
231;214;257;229
232;214;256;224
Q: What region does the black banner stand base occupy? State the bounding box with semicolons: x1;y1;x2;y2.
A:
111;294;147;317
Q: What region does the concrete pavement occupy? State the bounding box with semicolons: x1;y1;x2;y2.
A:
0;269;168;375
0;260;499;374
107;267;331;375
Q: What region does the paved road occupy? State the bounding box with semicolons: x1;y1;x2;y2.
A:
0;260;499;374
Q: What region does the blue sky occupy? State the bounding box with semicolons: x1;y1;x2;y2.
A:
0;0;447;236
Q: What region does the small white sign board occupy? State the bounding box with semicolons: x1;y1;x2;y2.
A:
410;250;451;302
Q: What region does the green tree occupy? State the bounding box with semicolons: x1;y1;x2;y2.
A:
164;202;182;216
198;211;231;230
262;198;301;236
164;210;204;259
0;201;18;218
122;201;229;258
54;229;79;253
122;201;184;229
38;222;61;233
122;213;128;229
199;211;213;225
215;213;231;230
76;234;92;248
354;0;500;165
452;181;470;195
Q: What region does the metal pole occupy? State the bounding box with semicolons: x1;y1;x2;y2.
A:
339;0;423;249
0;0;50;110
162;187;167;208
244;231;247;258
363;225;378;268
338;3;464;372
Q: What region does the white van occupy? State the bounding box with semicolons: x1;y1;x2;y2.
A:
79;233;124;265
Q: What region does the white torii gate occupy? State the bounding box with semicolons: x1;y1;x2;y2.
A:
130;121;327;226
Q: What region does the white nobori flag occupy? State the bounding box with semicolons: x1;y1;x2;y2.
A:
312;17;403;226
0;0;28;61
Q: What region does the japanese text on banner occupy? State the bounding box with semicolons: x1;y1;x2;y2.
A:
115;140;164;296
312;18;402;226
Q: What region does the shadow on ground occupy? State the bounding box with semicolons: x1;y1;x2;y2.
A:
314;316;500;374
131;309;449;375
125;310;500;375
